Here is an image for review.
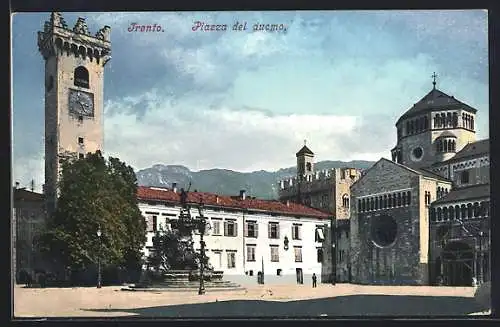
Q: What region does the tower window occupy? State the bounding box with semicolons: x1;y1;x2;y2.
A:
78;153;84;159
74;66;89;89
78;137;84;145
306;162;312;172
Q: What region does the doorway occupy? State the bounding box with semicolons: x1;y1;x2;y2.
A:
296;268;303;284
442;242;474;286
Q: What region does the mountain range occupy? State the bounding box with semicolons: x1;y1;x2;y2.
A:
135;160;375;200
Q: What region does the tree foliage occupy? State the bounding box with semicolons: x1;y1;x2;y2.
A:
38;151;146;281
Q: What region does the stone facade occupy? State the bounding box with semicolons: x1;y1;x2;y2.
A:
37;12;111;214
350;159;451;285
278;145;362;282
351;83;490;286
13;188;47;282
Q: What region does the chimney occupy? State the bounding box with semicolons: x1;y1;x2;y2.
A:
240;190;246;200
215;195;220;204
286;200;290;207
172;182;177;193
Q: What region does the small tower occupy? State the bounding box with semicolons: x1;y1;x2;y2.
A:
296;140;315;181
38;12;111;215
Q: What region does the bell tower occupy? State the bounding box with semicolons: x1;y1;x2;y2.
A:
37;12;111;214
296;140;315;181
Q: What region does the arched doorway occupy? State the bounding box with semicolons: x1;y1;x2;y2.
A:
442;242;474;286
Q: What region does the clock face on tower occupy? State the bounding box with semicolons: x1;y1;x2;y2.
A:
68;89;95;117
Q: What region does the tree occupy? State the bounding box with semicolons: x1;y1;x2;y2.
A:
38;151;146;284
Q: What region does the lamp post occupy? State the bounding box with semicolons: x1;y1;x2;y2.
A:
331;216;336;285
97;226;102;289
478;231;484;285
196;201;211;295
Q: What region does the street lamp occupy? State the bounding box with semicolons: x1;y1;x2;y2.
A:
478;231;484;284
97;226;102;289
331;216;337;285
196;201;211;295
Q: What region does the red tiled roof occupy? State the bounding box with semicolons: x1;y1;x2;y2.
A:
137;186;331;219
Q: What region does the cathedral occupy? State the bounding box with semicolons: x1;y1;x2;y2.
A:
350;77;490;286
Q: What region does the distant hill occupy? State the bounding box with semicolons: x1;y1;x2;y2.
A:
136;160;375;200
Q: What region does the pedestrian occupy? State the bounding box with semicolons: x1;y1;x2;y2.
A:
312;273;317;288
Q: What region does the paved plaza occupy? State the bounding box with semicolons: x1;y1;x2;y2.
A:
13;283;489;318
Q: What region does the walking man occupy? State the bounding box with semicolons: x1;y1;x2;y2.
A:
312;273;317;288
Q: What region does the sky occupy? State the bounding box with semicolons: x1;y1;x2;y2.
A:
12;10;489;192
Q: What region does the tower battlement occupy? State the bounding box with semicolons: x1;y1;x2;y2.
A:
38;12;111;66
278;167;362;191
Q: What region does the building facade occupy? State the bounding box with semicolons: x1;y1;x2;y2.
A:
350;80;490;286
137;186;331;286
278;144;362;282
13;187;47;282
37;12;111;214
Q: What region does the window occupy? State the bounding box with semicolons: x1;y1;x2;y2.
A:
74;66;90;88
245;221;258;238
317;248;324;263
315;226;325;242
406;191;411;205
147;215;157;232
270;245;279;262
461;171;470;184
224;221;238;237
246;245;256;262
294;246;302;262
342;194;349;208
227;252;236;268
276;269;282;276
268;222;279;239
306;162;312;172
78;115;83;123
292;224;301;240
78;137;84;145
212;221;221;235
78;153;84;159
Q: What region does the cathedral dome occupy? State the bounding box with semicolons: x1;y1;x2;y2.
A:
395;87;477;126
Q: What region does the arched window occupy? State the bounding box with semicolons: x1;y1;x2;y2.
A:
430;208;436;222
402;192;406;205
455;205;460;220
306;162;312;172
361;199;366;212
440;113;446;126
437;208;442;221
433;116;439;128
378;196;383;209
451;140;456;152
443;207;448;221
383;195;388;208
342;194;349;208
446;112;452;127
406;191;411;205
410;120;415;134
424;116;429;130
449;206;454;220
74;66;90;88
471;116;474;130
452;112;458;127
467;203;473;219
370;198;374;211
374;197;379;210
461;204;467;219
358;199;362;211
388;194;393;208
473;202;480;218
443;139;448;152
397;193;402;207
